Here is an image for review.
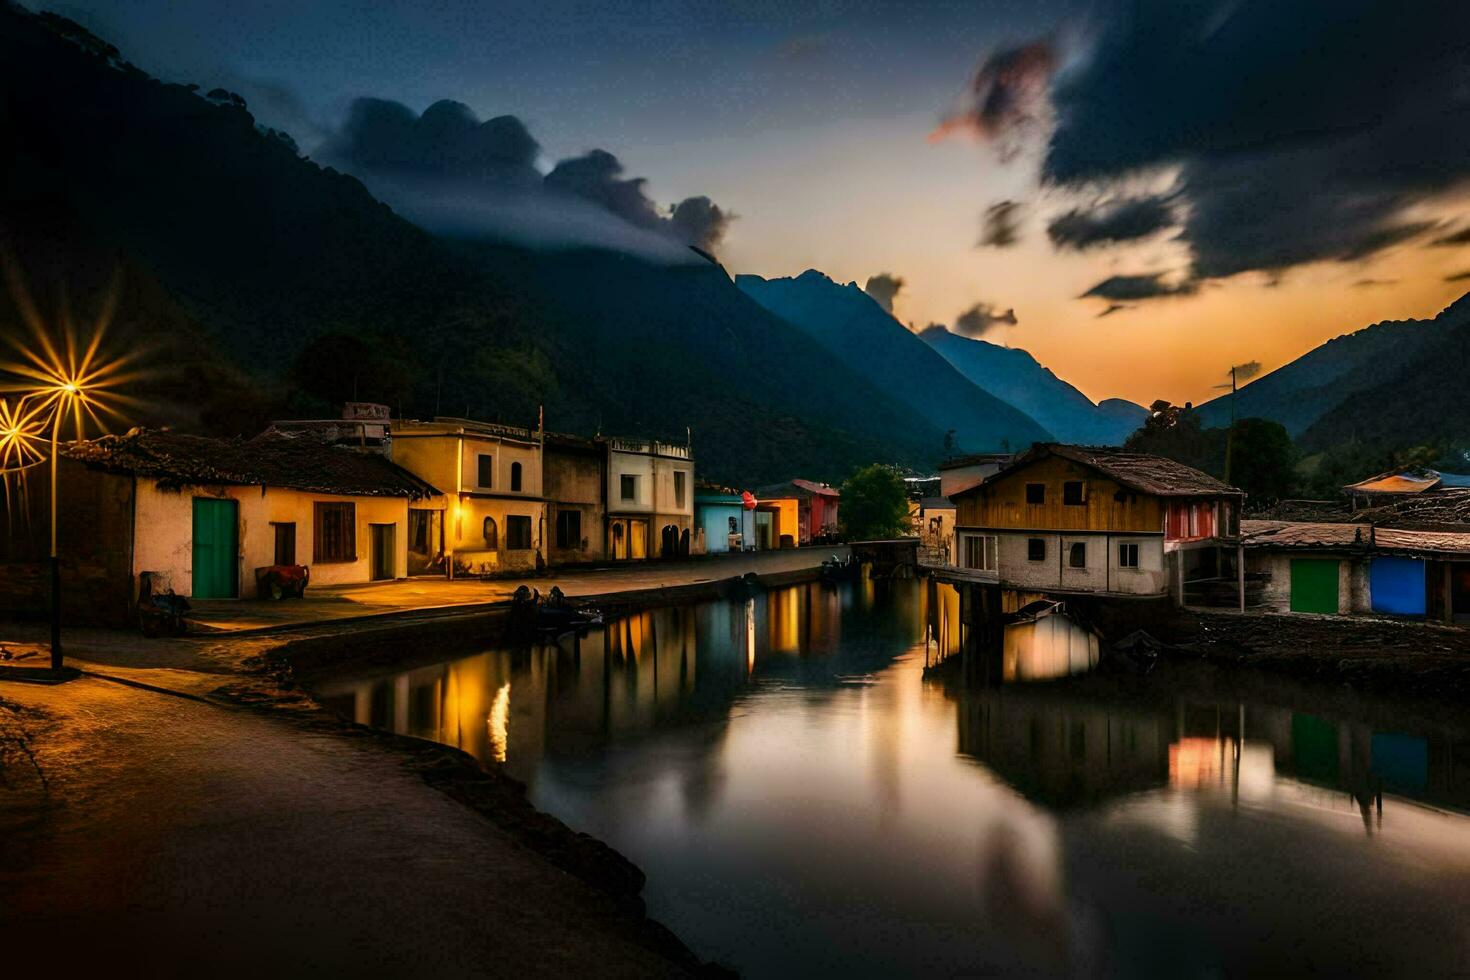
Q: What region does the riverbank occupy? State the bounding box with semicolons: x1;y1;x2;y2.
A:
1159;608;1470;700
0;554;842;976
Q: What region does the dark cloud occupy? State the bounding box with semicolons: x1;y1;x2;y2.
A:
321;97;733;259
863;273;905;314
979;200;1023;248
1230;361;1262;383
1431;226;1470;247
1446;270;1470;283
1352;278;1398;288
1081;273;1197;302
954;302;1018;337
1046;194;1176;251
930;39;1056;151
952;1;1470;282
668;196;734;253
327;98;541;186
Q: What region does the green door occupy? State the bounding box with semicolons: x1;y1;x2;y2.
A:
192;498;239;598
1289;558;1339;614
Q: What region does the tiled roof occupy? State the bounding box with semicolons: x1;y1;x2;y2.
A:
64;428;440;499
1242;519;1470;556
956;444;1240;498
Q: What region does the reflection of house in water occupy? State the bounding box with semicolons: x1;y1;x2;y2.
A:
1001;602;1100;682
951;682;1470;817
955;691;1172;808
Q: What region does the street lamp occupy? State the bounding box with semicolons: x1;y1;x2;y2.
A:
2;323;140;672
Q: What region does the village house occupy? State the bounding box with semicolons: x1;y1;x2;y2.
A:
949;444;1244;607
938;452;1013;498
605;438;694;560
1243;520;1470;622
542;432;607;566
9;427;439;621
390;418;546;576
753;479;840;548
694;486;758;554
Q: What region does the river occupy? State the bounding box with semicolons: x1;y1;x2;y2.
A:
312;577;1470;977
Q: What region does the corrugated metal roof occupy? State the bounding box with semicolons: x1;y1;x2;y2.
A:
1345;469;1441;494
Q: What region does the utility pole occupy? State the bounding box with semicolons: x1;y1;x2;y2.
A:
1224;365;1238;485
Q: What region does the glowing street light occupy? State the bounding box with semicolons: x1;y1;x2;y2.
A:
0;287;143;672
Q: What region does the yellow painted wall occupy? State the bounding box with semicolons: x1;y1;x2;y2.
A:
956;455;1164;533
133;479;415;597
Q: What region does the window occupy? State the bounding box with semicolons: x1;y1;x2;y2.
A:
674;470;686;508
510;461;523;492
313;502;356;563
506;515;532;550
555;509;581;549
1119;542;1139;568
482;516;498;549
963;534;997;571
1027;537;1046;562
1063;481;1085;506
1025;483;1045;505
620;474;637;501
477;453;493;489
272;522;296;566
728;516;738;534
1068;542;1087;568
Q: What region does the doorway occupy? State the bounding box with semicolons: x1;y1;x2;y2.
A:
407;509;441;575
1289;558;1339;614
370;523;396;581
192;497;239;598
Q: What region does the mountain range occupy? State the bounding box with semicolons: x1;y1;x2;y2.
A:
916;326;1148;445
6;4;1467;484
0;4;990;484
734;271;1052;451
1190;293;1470;454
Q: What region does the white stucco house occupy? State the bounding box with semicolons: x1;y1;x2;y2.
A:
62;427;441;601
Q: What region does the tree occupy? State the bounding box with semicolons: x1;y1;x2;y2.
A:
839;464;911;540
1226;418;1296;505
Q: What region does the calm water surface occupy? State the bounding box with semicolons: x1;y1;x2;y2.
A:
315;578;1470;978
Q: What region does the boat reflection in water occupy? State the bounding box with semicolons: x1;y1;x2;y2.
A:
313;577;1470;978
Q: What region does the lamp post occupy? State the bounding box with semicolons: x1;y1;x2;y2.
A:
48;395;65;669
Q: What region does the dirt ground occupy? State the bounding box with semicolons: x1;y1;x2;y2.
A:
0;551;837;977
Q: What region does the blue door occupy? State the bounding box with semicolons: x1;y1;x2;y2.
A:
1370;557;1426;616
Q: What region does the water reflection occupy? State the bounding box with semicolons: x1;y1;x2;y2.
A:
313;578;1470;977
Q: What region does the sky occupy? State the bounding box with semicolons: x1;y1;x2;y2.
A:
48;0;1470;408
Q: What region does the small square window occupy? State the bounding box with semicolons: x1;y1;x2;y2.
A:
1063;481;1085;506
1025;483;1045;505
1027;538;1046;562
620;474;637;501
1119;542;1140;568
1068;542;1086;568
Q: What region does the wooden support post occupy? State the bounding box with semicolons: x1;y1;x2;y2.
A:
1445;563;1454;625
1238;543;1246;612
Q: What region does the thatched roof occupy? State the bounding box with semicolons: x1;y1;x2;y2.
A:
64;428;440;499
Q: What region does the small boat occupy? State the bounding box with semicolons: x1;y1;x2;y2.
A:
508;585;604;640
820;554;859;584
